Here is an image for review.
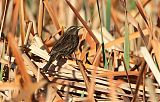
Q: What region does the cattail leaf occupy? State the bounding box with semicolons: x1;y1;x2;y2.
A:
82;0;88;21
106;0;111;31
124;10;130;70
96;0;108;69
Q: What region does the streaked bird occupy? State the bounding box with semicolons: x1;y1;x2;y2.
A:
42;26;83;72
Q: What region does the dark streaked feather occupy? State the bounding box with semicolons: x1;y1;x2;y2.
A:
42;26;82;72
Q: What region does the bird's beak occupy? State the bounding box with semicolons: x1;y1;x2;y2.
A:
77;26;83;36
77;26;83;30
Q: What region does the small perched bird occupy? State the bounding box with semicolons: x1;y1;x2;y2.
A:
42;26;83;72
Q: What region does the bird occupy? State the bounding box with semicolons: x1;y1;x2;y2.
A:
42;26;83;72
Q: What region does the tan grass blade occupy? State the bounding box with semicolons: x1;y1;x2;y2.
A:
141;47;160;85
151;39;160;69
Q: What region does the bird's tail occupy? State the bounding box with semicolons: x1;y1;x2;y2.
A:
42;53;57;72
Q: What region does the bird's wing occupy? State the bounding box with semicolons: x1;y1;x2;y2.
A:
49;34;74;55
49;32;68;54
57;35;78;55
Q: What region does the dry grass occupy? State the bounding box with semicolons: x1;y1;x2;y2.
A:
0;0;160;102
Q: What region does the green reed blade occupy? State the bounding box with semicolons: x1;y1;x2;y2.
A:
106;0;111;31
96;0;108;69
124;10;130;70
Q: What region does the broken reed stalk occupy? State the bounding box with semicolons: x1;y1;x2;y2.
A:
0;0;9;37
20;0;25;46
86;46;102;102
109;77;119;101
38;0;44;38
97;70;139;77
77;60;90;91
24;21;33;46
87;65;96;102
11;0;20;34
22;53;43;81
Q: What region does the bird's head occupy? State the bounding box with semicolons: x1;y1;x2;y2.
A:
66;26;83;35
